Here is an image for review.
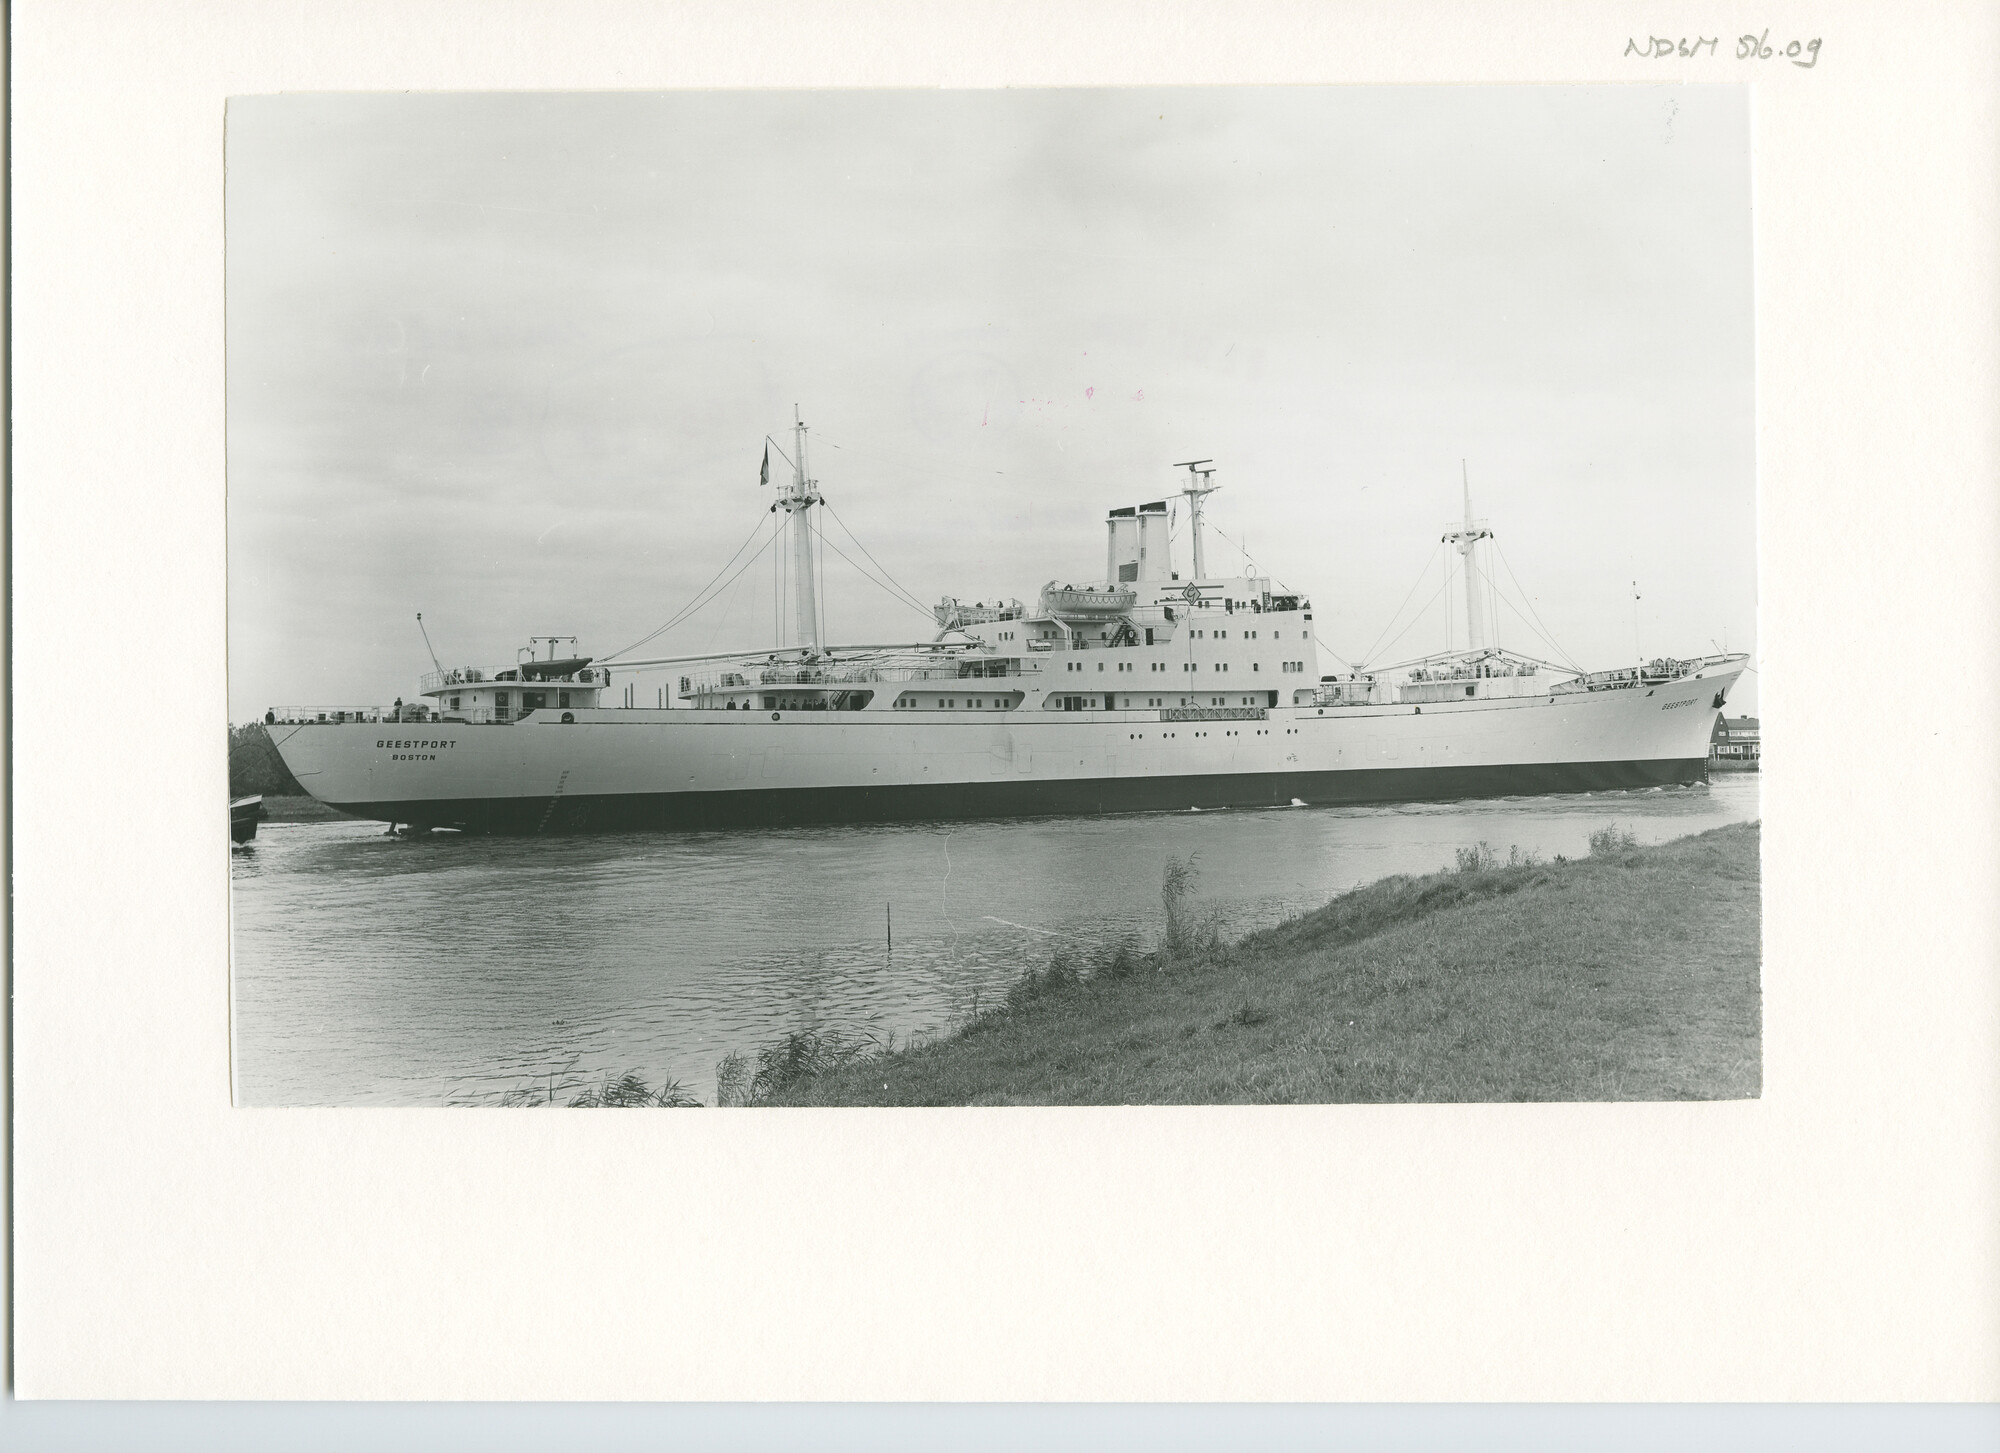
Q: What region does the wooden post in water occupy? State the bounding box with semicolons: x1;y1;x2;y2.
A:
886;902;893;953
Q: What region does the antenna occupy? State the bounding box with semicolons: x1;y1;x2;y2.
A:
416;612;443;674
1172;459;1220;581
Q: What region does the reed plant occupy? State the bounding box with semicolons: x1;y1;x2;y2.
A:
759;821;1763;1106
1588;824;1641;856
494;1069;702;1106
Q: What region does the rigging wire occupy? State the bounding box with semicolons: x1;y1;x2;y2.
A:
1311;635;1355;673
777;496;790;650
1442;544;1453;655
601;507;782;662
772;504;783;649
702;548;751;652
1192;520;1368;672
1370;574;1452;666
1357;542;1444;667
1488;586;1577;670
813;518;940;626
812;494;828;647
1491;541;1581;671
1195;519;1355;670
821;499;935;616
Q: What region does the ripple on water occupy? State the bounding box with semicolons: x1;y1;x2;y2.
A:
230;776;1760;1105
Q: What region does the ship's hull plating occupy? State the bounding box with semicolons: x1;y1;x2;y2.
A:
315;757;1708;832
270;667;1740;833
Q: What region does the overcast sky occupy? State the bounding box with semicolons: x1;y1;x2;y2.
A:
227;87;1755;720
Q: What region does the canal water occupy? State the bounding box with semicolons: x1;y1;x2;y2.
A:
229;776;1760;1105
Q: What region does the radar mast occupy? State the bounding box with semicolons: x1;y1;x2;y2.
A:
1173;459;1219;580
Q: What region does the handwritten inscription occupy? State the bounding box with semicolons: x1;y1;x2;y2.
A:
1625;31;1821;68
1627;35;1720;57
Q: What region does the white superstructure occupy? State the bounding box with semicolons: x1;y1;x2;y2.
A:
267;424;1746;833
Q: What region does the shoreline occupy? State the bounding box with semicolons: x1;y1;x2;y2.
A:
740;820;1761;1106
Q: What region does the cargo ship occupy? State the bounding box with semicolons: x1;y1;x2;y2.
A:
265;416;1746;832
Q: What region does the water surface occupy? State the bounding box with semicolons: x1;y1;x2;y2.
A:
230;776;1760;1105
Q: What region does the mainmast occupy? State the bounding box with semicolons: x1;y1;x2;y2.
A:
1174;459;1219;580
1442;462;1493;653
774;408;823;653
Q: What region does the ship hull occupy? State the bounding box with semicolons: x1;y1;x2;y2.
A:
318;756;1710;833
269;665;1741;833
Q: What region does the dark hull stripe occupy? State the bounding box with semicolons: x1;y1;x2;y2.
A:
329;757;1713;833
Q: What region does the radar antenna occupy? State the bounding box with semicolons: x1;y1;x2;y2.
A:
1172;459;1219;580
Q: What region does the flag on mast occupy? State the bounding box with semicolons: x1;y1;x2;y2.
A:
759;443;770;487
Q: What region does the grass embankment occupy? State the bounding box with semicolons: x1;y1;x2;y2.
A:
229;723;306;797
759;822;1762;1106
229;723;355;819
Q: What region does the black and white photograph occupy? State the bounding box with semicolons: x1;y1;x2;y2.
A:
19;0;2000;1420
226;86;1759;1109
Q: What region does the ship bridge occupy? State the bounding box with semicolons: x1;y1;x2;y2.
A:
420;636;607;724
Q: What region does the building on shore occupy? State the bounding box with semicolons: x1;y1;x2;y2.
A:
1710;715;1760;771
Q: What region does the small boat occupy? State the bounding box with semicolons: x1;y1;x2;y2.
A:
230;795;265;843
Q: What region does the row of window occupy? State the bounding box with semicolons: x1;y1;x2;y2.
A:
1066;653;1301;675
893;696;1010;709
1127;724;1279;739
445;689;575;714
1189;629;1310;640
1065;694;1270;710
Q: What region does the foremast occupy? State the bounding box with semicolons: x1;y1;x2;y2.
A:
771;409;823;653
1442;462;1494;653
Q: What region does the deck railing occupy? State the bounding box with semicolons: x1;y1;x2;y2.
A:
270;704;532;726
269;706;399;725
1160;705;1269;722
680;662;1015;694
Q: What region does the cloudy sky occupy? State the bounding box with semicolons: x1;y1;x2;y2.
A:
226;87;1755;720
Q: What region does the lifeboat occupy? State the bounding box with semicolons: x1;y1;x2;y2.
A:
1037;581;1138;623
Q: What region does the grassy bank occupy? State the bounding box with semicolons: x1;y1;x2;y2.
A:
229;723;306;798
754;821;1761;1106
230;722;358;820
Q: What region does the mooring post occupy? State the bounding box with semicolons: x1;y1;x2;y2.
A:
886;902;892;953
